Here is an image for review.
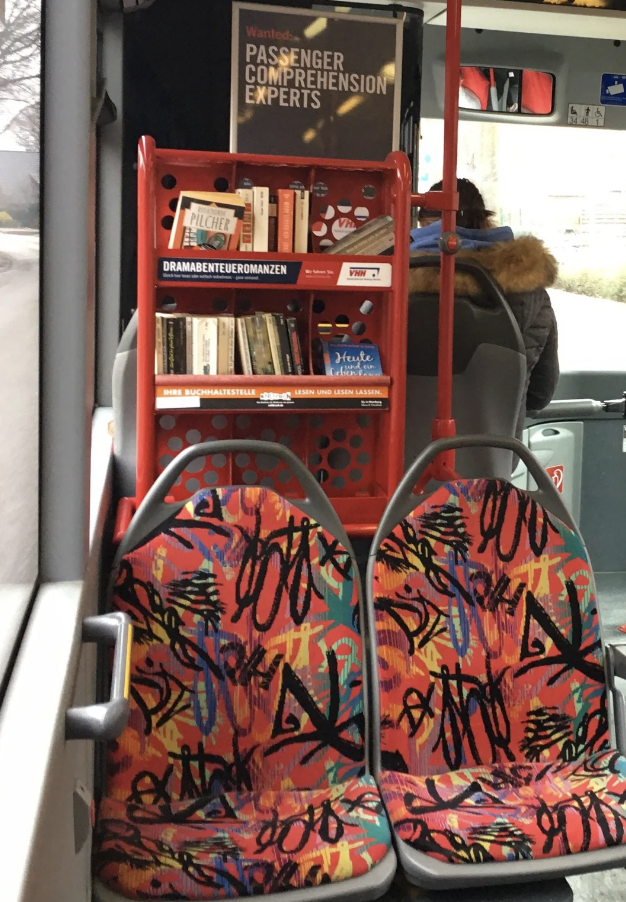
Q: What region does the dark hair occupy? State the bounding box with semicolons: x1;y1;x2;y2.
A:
418;177;494;230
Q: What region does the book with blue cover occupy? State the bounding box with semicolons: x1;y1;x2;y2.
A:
322;342;383;376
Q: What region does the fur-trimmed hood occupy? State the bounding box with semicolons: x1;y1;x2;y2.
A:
408;235;558;297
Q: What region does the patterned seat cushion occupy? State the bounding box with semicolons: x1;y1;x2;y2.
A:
96;776;390;899
380;752;626;863
94;485;389;897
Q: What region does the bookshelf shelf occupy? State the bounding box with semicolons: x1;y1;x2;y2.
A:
155;374;392;412
134;136;411;537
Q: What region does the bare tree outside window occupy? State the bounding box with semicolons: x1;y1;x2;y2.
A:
0;0;41;151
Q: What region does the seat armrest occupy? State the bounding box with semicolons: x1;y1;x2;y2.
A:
606;642;626;756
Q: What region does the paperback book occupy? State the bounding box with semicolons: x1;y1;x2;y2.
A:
169;192;245;250
322;342;383;376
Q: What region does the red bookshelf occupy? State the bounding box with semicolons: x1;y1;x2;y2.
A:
132;136;411;537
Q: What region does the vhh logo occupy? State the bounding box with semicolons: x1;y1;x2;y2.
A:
546;464;564;493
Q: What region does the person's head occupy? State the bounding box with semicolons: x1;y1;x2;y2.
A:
418;177;494;230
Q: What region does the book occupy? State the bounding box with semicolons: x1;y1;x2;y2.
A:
277;189;295;253
324;214;394;255
347;224;395;256
293;189;310;253
172;315;187;374
191;316;218;375
163;315;176;373
155;314;165;375
263;313;283;374
322;341;383;376
268;194;278;252
273;313;294;375
286;317;304;375
252;187;269;252
169;191;245;250
236;317;253;375
236;188;254;251
185;316;193;375
217;316;236;375
245;314;275;375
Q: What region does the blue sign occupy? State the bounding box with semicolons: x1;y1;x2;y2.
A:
601;73;626;106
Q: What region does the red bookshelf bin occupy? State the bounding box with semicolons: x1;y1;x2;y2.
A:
133;136;411;537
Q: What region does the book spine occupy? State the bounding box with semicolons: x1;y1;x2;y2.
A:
168;195;185;250
286;317;304;375
268;194;278;252
273;313;294;375
252;313;275;374
342;224;395;257
226;316;236;375
237;317;253;375
173;316;187;374
244;316;259;374
155;314;164;375
192;317;217;375
164;317;175;373
252;187;269;252
217;317;228;375
277;189;295;253
185;316;193;374
236;188;254;251
263;313;283;375
208;317;218;375
293;189;310;254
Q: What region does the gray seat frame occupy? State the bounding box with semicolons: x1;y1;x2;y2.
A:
365;435;626;890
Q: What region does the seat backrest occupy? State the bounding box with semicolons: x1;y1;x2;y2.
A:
107;484;366;802
373;477;608;776
111;311;137;498
406;257;526;479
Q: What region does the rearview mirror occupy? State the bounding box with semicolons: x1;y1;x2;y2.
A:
459;66;555;115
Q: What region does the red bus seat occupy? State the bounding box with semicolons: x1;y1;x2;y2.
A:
367;436;626;889
93;441;395;901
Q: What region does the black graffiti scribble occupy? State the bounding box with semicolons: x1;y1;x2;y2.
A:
94;815;334;896
398;684;436;738
520;706;574;762
115;560;224;682
132;658;194;736
256;797;346;855
478;481;559;562
470;569;526;616
431;660;514;768
234;511;331;631
165;569;224;632
267;649;364;765
375;588;448;656
483;762;552;791
221;639;283;690
129;736;259;804
418;503;471;563
518;581;604;685
317;532;354;580
537;790;626;855
466;822;534;858
127;793;238;826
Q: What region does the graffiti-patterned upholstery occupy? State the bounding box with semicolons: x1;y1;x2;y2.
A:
373;478;626;864
94;486;390;899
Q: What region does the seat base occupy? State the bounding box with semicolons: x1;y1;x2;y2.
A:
93;848;397;902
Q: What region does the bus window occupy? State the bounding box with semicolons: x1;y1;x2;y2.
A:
0;0;41;586
418;117;626;375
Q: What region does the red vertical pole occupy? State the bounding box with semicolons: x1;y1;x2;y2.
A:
431;0;462;481
136;136;157;503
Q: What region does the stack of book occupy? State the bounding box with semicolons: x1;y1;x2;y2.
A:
325;215;394;256
168;188;310;253
237;313;304;375
155;312;304;376
156;314;236;376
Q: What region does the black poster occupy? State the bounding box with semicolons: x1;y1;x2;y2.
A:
231;3;402;160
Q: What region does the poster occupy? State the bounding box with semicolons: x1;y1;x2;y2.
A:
231;3;403;160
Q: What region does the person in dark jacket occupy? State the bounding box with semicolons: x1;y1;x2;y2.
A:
410;177;559;437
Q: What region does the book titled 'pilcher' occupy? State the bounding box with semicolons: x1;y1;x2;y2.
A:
322;342;383;376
